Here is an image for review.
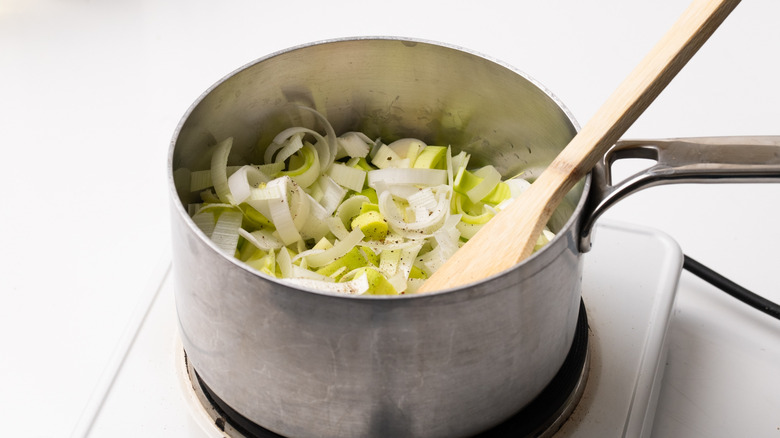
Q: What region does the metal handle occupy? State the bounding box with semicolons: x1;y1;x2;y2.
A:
580;136;780;251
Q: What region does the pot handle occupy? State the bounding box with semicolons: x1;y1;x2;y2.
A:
580;136;780;252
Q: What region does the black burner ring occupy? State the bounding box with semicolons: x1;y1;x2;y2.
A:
193;300;589;438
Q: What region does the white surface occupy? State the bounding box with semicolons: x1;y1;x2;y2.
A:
84;222;680;437
1;1;779;437
558;222;681;438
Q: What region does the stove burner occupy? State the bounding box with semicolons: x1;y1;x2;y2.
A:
187;300;589;438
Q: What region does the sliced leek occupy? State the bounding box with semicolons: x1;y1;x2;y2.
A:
280;143;320;188
327;162;366;192
186;107;548;295
211;210;243;254
211;137;236;205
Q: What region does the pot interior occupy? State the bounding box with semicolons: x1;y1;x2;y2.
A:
171;37;584;234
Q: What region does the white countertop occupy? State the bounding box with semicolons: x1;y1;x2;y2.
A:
2;1;778;436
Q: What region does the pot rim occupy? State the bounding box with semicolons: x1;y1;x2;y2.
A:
167;35;592;299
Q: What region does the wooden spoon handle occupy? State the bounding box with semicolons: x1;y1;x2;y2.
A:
419;0;740;293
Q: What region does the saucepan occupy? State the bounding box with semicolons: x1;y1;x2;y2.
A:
168;37;780;438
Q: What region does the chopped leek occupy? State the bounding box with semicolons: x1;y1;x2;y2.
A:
184;107;553;295
305;227;365;268
326;162;367;192
280;143;320;188
211;210;243;254
371;145;407;169
337;132;372;159
211;137;236;205
413;146;447;169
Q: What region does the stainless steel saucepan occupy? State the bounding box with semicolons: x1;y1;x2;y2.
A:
168;37;780;438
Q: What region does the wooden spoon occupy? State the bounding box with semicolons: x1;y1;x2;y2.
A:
418;0;740;293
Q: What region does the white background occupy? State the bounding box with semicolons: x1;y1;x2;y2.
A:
1;0;778;436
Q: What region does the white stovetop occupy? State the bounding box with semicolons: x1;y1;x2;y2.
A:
2;1;779;437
